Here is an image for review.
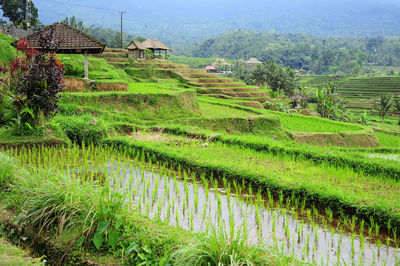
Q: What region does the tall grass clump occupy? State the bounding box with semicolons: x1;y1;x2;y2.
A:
9;168;126;249
0;153;17;186
171;223;273;265
54;115;109;145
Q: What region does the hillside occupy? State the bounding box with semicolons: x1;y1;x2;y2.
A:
12;0;400;46
183;30;400;74
0;33;400;265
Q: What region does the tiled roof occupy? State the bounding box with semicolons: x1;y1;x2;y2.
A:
12;22;105;54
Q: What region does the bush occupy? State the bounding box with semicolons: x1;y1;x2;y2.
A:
54;115;108;144
263;99;290;113
63;60;84;77
0;153;17;186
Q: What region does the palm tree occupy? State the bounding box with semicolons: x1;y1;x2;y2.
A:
250;64;266;87
374;93;393;122
62;16;94;33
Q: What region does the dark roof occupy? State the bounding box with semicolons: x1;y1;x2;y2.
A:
11;22;105;54
126;40;146;50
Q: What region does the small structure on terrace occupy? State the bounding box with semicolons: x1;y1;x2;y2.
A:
126;38;173;60
126;40;146;59
246;58;262;65
289;93;310;109
11;22;105;80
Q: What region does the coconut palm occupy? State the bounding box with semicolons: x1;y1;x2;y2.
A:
62;16;94;34
374;93;393;122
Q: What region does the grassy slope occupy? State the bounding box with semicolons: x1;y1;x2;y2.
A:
0;238;42;265
0;34;16;64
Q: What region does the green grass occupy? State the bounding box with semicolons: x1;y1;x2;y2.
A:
0;148;192;265
199;96;365;133
376;131;400;148
60;54;129;82
0;33;17;64
0;238;42;265
169;55;233;68
128;82;186;93
199;102;255;119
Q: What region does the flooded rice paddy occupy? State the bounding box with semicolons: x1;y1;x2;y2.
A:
3;145;399;265
101;160;399;265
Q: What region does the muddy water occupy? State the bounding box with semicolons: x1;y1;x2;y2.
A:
99;162;398;265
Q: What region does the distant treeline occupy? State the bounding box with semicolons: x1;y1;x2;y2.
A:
178;30;400;75
88;27;145;49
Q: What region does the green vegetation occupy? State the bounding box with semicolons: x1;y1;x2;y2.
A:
301;76;400;110
169;55;232;68
0;34;16;64
186;30;400;75
0;238;42;265
1;31;400;264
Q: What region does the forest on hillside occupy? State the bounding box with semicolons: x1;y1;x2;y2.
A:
178;30;400;75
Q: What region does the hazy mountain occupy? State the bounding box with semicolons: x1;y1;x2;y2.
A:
3;0;400;46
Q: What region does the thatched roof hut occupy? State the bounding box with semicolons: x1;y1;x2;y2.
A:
141;38;173;51
126;38;172;60
289;93;310;101
246;58;262;65
289;93;310;108
126;40;146;50
12;22;105;79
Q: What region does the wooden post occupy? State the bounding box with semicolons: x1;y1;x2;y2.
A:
84;51;88;80
165;50;167;60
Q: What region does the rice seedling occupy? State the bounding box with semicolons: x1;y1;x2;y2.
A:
2;145;399;265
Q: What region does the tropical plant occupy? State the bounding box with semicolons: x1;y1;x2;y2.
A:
359;111;371;125
250;61;299;95
374;93;393;122
62;16;94;33
315;83;339;119
0;25;65;134
0;153;17;186
250;64;266;87
231;59;247;80
393;97;400;112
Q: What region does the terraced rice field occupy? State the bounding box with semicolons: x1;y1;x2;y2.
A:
301;76;400;110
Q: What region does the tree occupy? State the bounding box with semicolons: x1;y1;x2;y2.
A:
263;61;299;96
315;83;347;120
231;60;246;80
62;16;94;33
374;93;393;122
250;64;266;87
0;0;39;27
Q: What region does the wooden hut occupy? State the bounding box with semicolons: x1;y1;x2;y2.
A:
126;38;173;60
12;22;105;80
126;40;146;59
